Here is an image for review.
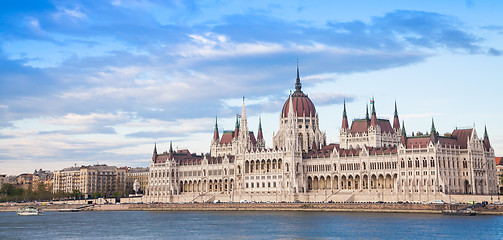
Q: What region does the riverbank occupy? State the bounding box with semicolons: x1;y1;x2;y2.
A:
3;202;503;215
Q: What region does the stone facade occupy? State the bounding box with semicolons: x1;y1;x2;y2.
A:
53;165;126;197
496;157;503;194
146;67;498;203
126;167;149;194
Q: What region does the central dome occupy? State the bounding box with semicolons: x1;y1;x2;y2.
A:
281;66;316;118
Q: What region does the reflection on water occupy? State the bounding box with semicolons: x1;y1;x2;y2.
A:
1;211;502;239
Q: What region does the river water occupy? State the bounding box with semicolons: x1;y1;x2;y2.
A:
1;211;502;239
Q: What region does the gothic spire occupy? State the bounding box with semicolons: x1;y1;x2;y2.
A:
239;97;248;135
370;98;377;127
213;116;219;141
341;99;349;129
401;121;407;146
393;101;400;130
169;141;173;154
483;125;491;149
238;97;250;150
430;119;437;144
430;118;436;135
288;94;295;118
295;61;302;92
365;103;369;120
257;117;263;140
152;142;158;162
234;114;240;138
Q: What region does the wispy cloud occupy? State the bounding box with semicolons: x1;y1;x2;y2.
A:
0;1;501;173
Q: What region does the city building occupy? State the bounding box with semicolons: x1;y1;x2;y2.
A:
53;164;126;197
32;169;54;191
496;157;503;194
0;174;9;186
126;167;149;194
146;66;498;203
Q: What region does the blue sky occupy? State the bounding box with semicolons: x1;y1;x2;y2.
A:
1;0;502;175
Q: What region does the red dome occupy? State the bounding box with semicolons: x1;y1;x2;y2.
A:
281;91;316;118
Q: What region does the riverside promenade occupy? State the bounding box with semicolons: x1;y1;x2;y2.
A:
3;202;503;215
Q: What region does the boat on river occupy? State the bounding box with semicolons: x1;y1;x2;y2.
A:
58;208;80;212
17;206;43;216
442;208;479;216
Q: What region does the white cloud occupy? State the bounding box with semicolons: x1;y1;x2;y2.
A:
44;112;124;126
178;33;285;58
63;7;86;19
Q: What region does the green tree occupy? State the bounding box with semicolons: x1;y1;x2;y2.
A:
90;192;102;198
71;190;82;199
112;192;123;198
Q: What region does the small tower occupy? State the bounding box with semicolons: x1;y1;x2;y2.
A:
370;98;377;127
152;143;158;162
256;117;265;149
238;97;251;151
430;119;437;143
233;114;240;138
295;61;302;92
168;141;174;159
213;116;220;143
483;125;491;150
341;99;349;130
401;121;407;146
393;101;400;132
365;103;370;128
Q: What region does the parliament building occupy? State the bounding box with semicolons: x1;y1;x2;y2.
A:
146;67;498;203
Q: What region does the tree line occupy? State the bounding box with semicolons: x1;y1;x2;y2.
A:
0;183;128;202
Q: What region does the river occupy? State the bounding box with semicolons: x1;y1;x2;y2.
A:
1;211;502;239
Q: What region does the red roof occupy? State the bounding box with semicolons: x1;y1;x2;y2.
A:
350;119;393;134
451;129;473;149
403;129;473;149
437;137;458;147
406;137;431;148
495;157;502;165
249;132;257;144
220;131;234;144
153;149;204;164
303;144;338;158
281;91;316;118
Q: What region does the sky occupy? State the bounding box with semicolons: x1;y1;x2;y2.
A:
1;0;502;175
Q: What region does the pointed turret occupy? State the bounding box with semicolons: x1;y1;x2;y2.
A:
401;121;407;146
257;117;263;141
393;101;400;130
341;99;349;130
365;104;369;120
483;125;491;150
312;140;318;151
430;119;437;143
288;93;295;118
295;61;302;92
238;97;251;150
168;141;173;159
213;116;220;141
152;143;158;162
430;118;437;135
234;114;240;138
370;98;377;127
